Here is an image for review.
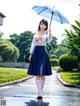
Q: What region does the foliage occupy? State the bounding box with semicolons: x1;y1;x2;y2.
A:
54;44;69;58
50;58;59;66
49;54;57;59
0;55;3;62
10;33;20;45
59;54;78;71
0;39;19;62
63;20;80;70
46;36;58;58
0;31;4;38
9;31;33;62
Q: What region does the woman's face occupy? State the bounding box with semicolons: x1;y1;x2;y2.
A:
39;22;47;31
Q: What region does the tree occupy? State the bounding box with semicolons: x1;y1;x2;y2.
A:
10;33;20;45
54;44;69;58
0;39;19;62
46;36;58;58
9;31;33;62
0;31;4;38
63;20;80;70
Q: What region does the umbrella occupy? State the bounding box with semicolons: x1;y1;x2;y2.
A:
32;5;69;29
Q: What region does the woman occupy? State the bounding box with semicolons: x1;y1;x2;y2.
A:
27;19;52;99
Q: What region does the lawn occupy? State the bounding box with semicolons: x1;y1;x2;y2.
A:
0;67;28;84
60;71;80;84
52;66;80;84
0;66;80;85
52;66;60;71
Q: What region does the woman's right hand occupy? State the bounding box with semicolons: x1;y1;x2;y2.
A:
28;54;32;61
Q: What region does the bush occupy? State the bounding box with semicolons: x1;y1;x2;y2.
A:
0;55;3;62
50;54;57;59
0;39;19;62
59;54;78;71
50;58;59;66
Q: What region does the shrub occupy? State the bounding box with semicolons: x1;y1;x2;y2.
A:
50;54;57;59
50;58;59;66
0;55;3;62
59;54;78;71
0;39;19;62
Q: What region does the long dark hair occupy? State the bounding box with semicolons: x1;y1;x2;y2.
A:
38;19;48;31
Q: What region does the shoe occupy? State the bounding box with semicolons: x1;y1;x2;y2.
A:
37;96;43;99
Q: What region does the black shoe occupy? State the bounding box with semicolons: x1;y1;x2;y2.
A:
37;96;43;99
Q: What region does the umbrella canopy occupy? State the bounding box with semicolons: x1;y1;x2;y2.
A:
32;5;69;28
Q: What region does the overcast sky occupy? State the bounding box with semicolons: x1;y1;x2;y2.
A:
0;0;79;43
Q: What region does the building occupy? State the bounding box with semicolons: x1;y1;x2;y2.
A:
0;12;6;25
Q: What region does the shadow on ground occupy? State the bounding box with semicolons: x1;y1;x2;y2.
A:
24;99;49;106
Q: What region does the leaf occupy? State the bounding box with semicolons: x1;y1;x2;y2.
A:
71;25;80;32
75;20;80;28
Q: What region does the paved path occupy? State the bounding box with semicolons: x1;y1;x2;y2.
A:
0;71;80;106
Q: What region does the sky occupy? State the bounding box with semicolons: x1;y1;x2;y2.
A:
0;0;79;44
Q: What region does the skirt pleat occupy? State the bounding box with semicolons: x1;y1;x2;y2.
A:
27;46;52;76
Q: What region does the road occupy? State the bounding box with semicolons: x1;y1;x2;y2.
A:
0;71;80;106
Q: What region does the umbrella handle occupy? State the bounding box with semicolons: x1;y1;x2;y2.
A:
49;11;53;29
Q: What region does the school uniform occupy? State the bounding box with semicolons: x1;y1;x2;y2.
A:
27;31;52;76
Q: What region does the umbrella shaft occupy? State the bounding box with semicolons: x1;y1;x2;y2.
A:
49;12;53;29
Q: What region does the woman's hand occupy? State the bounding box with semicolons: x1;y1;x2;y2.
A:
35;36;42;42
35;37;40;42
28;54;32;61
39;36;42;41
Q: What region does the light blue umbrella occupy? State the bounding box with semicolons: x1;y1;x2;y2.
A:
32;5;69;29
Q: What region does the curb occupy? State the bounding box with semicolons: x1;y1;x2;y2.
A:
0;76;33;87
57;72;80;88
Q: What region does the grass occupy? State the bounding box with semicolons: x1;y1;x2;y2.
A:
52;66;80;84
52;66;60;71
0;67;29;84
0;66;80;85
60;71;80;84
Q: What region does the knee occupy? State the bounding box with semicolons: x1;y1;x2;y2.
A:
36;76;41;80
36;75;45;80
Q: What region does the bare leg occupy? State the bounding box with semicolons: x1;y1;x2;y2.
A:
36;75;45;80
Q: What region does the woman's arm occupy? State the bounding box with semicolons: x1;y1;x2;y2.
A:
28;36;35;61
30;36;35;54
46;29;52;43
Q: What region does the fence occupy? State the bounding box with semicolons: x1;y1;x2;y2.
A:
0;62;29;68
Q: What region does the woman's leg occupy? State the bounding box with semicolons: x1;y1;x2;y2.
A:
36;75;45;97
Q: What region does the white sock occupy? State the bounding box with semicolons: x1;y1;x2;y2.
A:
36;80;42;96
41;80;45;91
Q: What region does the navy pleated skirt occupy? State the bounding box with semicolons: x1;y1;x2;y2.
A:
27;46;52;76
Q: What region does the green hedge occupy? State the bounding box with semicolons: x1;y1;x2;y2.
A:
50;58;59;66
59;54;78;71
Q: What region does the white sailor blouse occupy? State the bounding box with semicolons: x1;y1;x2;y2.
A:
30;31;52;54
